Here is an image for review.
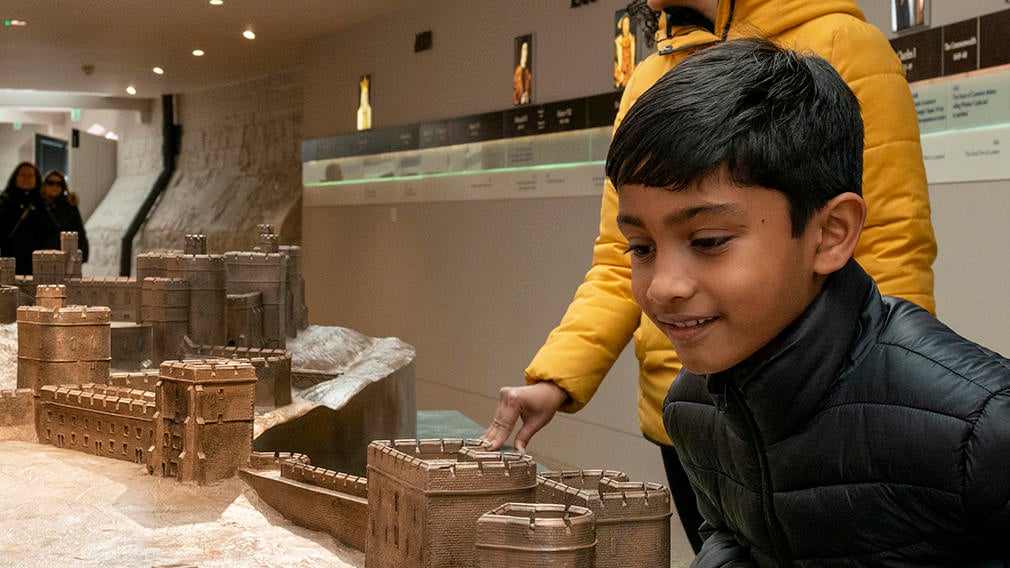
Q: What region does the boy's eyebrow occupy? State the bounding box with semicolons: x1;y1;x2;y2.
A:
616;202;745;228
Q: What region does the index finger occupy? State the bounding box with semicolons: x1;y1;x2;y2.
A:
480;390;521;450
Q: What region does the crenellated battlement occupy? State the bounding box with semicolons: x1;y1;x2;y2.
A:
141;277;189;291
281;459;368;498
367;438;537;494
159;359;257;383
39;385;156;418
178;254;226;269
224;251;288;264
70;276;136;285
476;503;597;566
184;234;208;255
0;388;32;399
17;304;111;324
247;450;309;469
187;343;291;363
536;469;672;567
108;370;161;390
537;470;670;518
85;383;156;403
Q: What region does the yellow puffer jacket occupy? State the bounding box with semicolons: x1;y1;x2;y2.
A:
525;0;937;446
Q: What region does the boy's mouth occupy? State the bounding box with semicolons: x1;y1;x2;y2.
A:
655;315;718;342
667;317;717;329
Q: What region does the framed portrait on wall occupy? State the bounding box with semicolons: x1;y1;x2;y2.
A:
613;9;637;89
513;34;533;106
892;0;929;32
357;74;372;131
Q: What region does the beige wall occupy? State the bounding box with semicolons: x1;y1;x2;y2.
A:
302;0;631;138
0;124;48;182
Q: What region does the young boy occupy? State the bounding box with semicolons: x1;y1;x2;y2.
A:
609;38;1010;566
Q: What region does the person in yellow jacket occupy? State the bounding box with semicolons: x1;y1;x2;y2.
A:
483;0;936;553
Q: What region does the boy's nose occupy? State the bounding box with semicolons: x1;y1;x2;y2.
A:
645;257;696;304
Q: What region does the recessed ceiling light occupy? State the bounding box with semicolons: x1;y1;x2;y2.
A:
192;49;205;57
242;30;256;40
126;85;137;95
152;67;164;75
209;0;223;5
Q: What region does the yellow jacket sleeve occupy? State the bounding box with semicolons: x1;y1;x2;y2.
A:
822;17;937;313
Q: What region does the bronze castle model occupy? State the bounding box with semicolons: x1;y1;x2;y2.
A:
0;230;671;566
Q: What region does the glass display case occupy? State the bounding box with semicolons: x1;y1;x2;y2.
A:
303;127;612;207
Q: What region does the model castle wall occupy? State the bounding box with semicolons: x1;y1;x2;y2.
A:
185;343;292;407
227;291;265;347
224;252;287;348
66;277;142;322
537;470;672;567
141;277;190;364
0;285;19;323
241;451;369;551
279;245;308;336
475;503;596;567
365;439;538;568
35;383;157;466
151;360;256;484
0;388;33;426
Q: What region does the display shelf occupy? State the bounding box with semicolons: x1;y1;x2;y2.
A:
303;127;611;206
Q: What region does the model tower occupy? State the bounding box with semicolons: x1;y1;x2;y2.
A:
17;285;111;391
151;359;255;484
365;439;538;567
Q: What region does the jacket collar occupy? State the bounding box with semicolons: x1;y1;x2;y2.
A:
715;0;865;41
654;9;719;56
702;258;879;443
655;0;866;55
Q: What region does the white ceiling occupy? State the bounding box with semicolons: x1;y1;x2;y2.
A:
0;0;407;105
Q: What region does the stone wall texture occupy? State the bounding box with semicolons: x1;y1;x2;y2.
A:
140;71;303;257
84;71;303;276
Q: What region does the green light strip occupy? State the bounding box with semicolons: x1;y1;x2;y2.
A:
305;160;605;188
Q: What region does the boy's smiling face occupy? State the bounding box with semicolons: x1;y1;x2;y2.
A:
617;175;827;375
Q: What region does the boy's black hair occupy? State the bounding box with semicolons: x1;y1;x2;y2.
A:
606;38;864;237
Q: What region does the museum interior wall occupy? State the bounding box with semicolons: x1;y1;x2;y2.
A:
1;0;1008;492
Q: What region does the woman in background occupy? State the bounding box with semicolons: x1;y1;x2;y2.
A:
40;169;88;262
0;162;51;274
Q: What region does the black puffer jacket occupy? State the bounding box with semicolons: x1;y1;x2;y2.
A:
0;186;52;275
664;259;1010;567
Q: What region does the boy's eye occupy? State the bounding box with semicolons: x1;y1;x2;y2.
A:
624;244;654;259
691;236;731;250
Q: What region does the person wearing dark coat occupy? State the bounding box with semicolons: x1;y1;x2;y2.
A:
0;162;52;275
606;39;1010;566
40;170;89;262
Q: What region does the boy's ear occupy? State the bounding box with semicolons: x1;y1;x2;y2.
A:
813;192;866;275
